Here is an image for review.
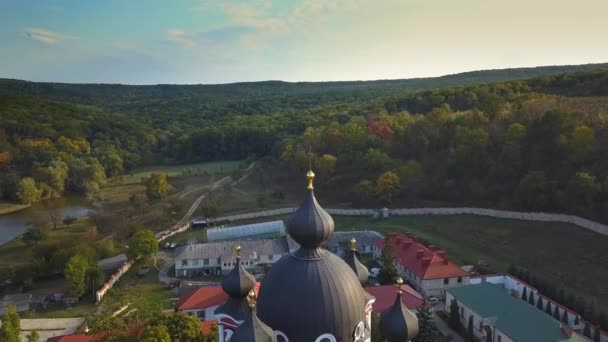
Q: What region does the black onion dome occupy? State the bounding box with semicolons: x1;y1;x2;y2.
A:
345;238;369;285
221;245;256;298
287;170;335;248
230;290;274;342
257;252;368;342
379;278;419;342
215;245;256;321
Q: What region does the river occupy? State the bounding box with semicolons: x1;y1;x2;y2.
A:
0;196;93;246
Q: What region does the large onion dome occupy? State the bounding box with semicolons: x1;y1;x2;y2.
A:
344;238;369;285
257;170;371;342
215;245;256;321
379;277;419;342
230;290;274;342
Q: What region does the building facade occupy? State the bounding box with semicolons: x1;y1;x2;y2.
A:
373;233;470;298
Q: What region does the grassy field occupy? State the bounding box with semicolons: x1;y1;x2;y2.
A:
0;217;96;273
99;259;177;318
0;201;29;215
332;215;608;309
118;160;244;184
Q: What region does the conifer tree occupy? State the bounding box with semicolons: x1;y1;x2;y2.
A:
528;291;535;305
378;235;398;285
584;323;591;338
593;326;601;342
522;287;528;301
545;301;552;315
537;296;544;310
0;305;20;342
562;310;569;324
554;305;561;320
449;299;461;330
413;298;441;342
467;315;474;342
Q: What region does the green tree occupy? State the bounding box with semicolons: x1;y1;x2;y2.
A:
256;193;268;208
22;228;48;246
370;309;382;342
536;296;544;310
352;179;374;204
27;329;40;342
545;301;552;315
141;324;171;342
566;172;600;215
593;326;601;342
569;125;596;163
553;305;560;320
413;298;440;342
467;315;474;342
65;254;89;298
562;309;569;324
127;229;159;260
522;287;528;301
397;160;423;197
86;264;106;296
501;123;527;167
515;171;549;210
316;154;337;180
375;171;400;204
16;177;42;204
449;299;461;330
583;323;591;338
378;235;398;285
149;313;203;342
528;291;535;305
0;304;20;342
143;172;173;200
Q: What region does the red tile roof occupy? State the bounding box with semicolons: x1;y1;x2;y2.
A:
47;335;92;342
364;285;423;313
177;282;261;311
374;233;469;280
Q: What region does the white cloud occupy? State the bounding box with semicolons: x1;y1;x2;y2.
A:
166;29;198;48
25;27;78;44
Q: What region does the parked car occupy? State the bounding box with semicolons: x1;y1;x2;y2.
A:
168;280;181;289
428;296;440;306
137;266;150;277
370;267;381;278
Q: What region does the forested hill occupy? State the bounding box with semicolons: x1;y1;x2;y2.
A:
1;63;607;128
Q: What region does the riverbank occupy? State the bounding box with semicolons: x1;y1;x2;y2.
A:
0;202;29;215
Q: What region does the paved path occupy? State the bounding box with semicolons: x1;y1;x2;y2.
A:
14;317;85;342
433;313;465;342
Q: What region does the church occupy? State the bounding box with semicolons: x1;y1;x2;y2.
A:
213;169;419;342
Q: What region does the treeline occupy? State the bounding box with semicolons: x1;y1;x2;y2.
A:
280;70;608;222
0;96;162;204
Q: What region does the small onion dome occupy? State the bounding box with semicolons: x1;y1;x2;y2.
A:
215;245;256;321
344;238;369;285
379;277;419;342
230;290;274;342
287;170;335;248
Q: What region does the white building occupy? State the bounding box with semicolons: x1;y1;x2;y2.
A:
446;283;591;342
174;238;290;277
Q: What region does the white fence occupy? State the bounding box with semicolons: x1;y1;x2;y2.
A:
214;207;608;237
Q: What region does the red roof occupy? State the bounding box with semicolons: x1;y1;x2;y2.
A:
364;285;423;313
374;233;469;280
46;335;93;342
177;282;261;311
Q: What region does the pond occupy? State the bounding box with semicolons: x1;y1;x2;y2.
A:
0;196;93;245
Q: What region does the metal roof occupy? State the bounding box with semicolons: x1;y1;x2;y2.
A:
206;220;285;242
448;283;590;342
174;238;289;262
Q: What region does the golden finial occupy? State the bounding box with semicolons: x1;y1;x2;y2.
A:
307;145;315;190
247;289;256;308
235;245;241;258
395;277;403;294
306;170;315;190
350;238;357;251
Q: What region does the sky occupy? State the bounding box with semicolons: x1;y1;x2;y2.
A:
1;0;608;84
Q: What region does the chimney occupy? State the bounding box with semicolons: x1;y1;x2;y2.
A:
416;250;424;259
422;257;431;267
437;250;446;258
443;256;449;265
403;240;413;249
428;245;437;251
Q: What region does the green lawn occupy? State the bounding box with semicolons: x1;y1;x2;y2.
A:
332;215;608;309
118;160;245;184
99;259;177;319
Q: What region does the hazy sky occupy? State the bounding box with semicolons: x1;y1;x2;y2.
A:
1;0;607;84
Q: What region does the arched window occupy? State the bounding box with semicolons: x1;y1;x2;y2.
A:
315;333;337;342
